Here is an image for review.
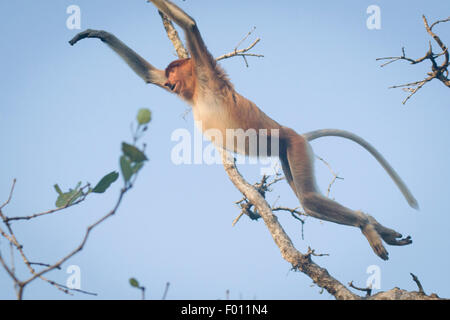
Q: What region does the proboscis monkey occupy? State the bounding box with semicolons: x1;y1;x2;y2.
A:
69;0;418;260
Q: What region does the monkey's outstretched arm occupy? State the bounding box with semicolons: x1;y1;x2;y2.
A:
69;29;170;91
148;0;217;72
303;129;419;210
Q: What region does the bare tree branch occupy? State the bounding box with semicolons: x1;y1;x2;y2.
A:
162;281;170;300
0;115;148;299
158;10;189;59
20;186;131;291
377;15;449;104
0;179;16;210
349;281;372;297
219;148;359;300
5;184;90;222
315;155;344;198
216;27;264;66
0;178;130;299
410;273;425;294
0;181;71;296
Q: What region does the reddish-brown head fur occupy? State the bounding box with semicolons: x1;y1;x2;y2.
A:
164;58;195;101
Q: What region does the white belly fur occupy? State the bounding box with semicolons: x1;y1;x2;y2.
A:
192;96;266;156
193;96;234;133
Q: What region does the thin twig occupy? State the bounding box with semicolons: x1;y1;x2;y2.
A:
315;155;344;197
377;15;450;104
272;206;306;239
216;39;264;62
140;286;146;300
232;211;245;227
9;242;18;294
430;16;450;30
216;27;264;65
400;77;434;104
349;281;372;297
235;26;256;50
28;262;62;270
162;282;170;300
0;179;16;210
1;207;76;296
47;279;98;296
306;247;330;258
0;251;19;285
6;186;90;222
20;186;131;288
410;273;425;294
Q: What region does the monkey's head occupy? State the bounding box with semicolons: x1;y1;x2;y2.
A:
165;58;195;101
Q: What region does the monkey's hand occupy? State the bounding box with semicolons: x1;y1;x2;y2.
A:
69;29;113;46
68;29;170;90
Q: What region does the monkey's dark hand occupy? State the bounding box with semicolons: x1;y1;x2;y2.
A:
69;29;112;46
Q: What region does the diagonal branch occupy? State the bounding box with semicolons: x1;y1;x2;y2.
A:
423;15;449;68
5;184;90;222
0;180;75;297
219;148;358;300
158;10;189;59
216;38;264;62
20;186;131;290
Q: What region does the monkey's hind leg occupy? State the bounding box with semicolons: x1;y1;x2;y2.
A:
361;215;412;260
302;193;390;260
280;127;411;260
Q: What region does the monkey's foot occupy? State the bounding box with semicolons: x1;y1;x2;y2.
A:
361;223;389;260
367;215;413;246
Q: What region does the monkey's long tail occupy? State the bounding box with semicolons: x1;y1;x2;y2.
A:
303;129;419;210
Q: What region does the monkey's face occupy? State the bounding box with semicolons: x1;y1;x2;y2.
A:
165;59;195;101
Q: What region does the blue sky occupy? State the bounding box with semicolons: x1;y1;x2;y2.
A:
0;0;449;299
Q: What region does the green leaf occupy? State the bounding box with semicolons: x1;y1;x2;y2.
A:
132;162;145;174
92;171;119;194
71;190;82;204
122;142;148;163
137;108;152;125
120;156;133;182
55;189;82;208
56;193;71;208
129;278;140;288
54;184;63;196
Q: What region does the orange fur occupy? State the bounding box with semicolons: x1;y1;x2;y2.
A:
165;58;196;101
